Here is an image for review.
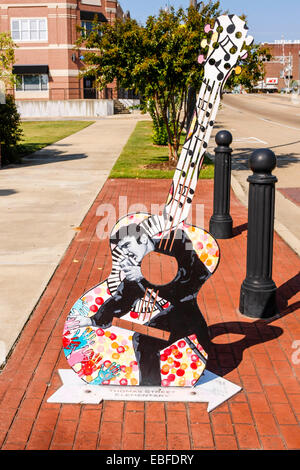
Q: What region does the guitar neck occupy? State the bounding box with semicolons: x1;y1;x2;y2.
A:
157;13;253;234
163;78;221;230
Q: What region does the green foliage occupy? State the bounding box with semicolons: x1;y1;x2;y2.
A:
76;2;222;162
0;94;23;165
147;99;168;145
226;43;272;92
0;32;16;87
152;115;168;146
77;4;268;158
0;33;19;165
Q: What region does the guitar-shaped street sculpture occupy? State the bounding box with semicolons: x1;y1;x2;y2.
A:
63;15;253;387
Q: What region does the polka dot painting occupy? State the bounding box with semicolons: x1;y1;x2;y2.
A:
63;214;219;387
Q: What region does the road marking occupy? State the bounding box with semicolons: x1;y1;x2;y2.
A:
258;117;300;131
223;102;300;130
234;137;268;144
222;103;243;113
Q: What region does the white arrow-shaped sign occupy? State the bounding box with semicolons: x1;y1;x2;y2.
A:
47;369;241;412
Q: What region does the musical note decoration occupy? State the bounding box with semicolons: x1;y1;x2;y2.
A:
62;14;253;388
163;14;253;230
204;24;212;34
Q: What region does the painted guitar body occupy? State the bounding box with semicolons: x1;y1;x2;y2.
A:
63;212;220;386
62;14;253;386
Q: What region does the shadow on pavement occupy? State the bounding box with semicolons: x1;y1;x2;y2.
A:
20;148;88;167
232;222;248;236
207;271;300;376
0;189;18;196
232;147;300;171
207;320;283;376
276;271;300;311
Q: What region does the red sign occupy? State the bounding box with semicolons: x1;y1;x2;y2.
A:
266;78;278;85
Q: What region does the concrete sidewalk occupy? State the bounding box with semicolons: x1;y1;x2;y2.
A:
0;115;146;366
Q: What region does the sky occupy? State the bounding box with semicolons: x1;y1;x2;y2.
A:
119;0;300;44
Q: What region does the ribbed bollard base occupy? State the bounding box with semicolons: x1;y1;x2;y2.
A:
239;280;277;319
209;215;233;239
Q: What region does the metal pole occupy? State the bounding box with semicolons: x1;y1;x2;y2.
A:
209;130;233;239
239;148;278;319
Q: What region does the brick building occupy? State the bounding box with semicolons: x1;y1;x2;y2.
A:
0;0;130;101
261;40;300;91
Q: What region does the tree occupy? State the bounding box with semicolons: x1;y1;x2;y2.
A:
0;94;23;165
225;43;272;92
77;4;269;162
0;32;22;166
76;3;222;163
0;32;17;88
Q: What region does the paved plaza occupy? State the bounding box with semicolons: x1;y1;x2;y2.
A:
0;113;299;450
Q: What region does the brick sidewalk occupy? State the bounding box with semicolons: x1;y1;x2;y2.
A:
0;179;299;451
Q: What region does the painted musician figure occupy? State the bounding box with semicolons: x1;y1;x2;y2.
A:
77;223;211;386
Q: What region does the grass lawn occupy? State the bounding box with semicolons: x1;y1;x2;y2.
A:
109;121;214;179
17;120;95;158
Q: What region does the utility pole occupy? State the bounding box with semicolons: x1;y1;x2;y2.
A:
281;36;293;90
281;35;285;88
287;52;292;87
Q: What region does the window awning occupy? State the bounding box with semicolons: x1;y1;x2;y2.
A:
80;11;108;22
12;64;49;74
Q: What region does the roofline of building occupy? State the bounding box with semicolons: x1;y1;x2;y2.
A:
261;40;300;45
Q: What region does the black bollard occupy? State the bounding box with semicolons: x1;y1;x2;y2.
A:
239;148;278;319
209;130;233;239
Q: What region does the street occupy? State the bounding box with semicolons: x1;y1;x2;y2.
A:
207;93;300;253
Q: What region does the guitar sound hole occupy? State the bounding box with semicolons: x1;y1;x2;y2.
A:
141;251;178;286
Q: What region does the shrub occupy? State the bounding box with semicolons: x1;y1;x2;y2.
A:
0;94;23;165
147;99;168;146
151;115;168;146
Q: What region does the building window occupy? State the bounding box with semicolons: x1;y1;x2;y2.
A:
81;20;94;37
11;18;48;42
16;74;48;91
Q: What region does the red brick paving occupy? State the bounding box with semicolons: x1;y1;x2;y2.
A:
0;178;299;450
278;188;300;207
